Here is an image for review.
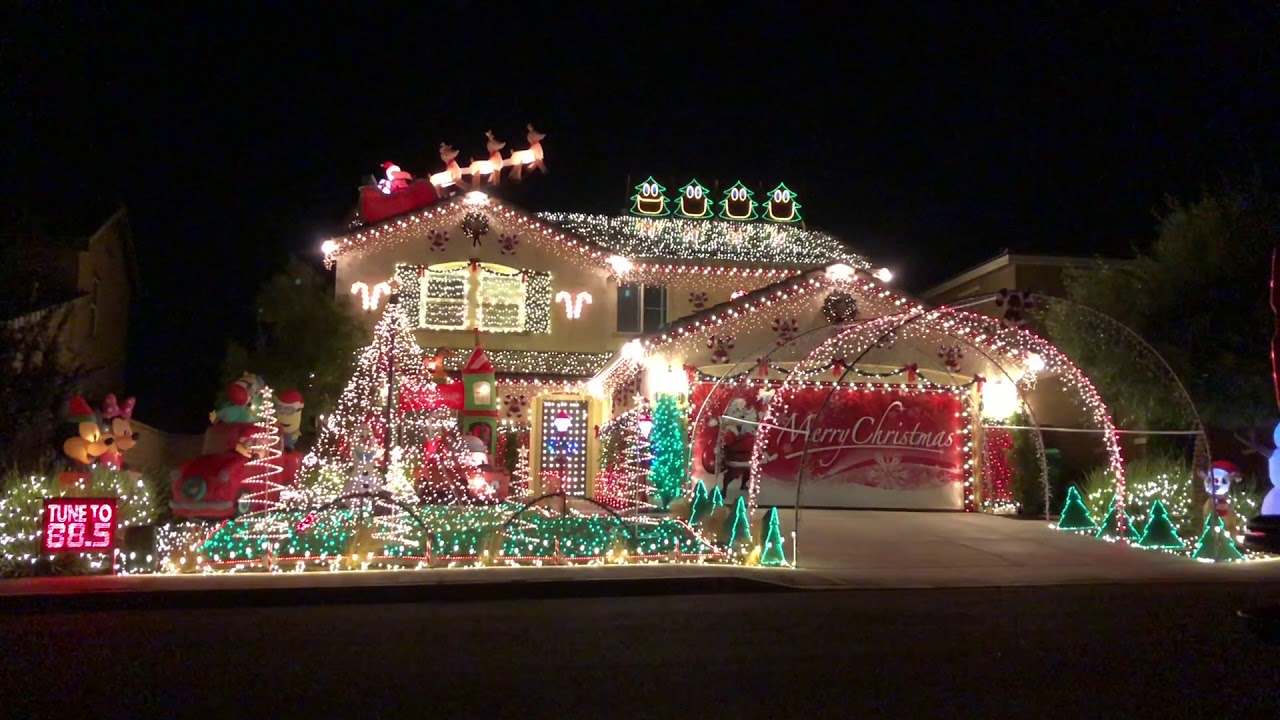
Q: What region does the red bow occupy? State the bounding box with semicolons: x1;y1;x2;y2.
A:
973;374;986;392
832;358;847;378
905;364;918;382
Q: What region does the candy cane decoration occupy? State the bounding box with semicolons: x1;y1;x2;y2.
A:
351;281;392;311
555;291;593;319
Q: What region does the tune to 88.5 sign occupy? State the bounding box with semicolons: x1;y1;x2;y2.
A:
42;498;117;553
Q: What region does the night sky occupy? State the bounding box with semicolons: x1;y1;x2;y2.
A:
5;2;1278;429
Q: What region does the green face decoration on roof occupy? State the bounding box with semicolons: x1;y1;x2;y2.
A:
674;179;714;219
763;183;802;223
629;176;670;217
718;181;758;221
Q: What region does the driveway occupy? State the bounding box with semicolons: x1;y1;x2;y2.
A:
774;508;1280;588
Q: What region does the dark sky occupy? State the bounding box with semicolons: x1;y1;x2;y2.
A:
4;2;1278;428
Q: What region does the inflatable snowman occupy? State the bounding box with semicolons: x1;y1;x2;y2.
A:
342;425;384;496
1262;420;1280;515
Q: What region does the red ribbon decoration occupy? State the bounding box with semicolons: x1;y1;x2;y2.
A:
973;374;985;393
756;357;771;378
905;363;918;383
832;358;847;379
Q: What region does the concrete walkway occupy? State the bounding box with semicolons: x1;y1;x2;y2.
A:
2;511;1277;602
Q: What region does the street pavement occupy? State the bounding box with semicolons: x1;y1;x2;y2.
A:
4;582;1279;718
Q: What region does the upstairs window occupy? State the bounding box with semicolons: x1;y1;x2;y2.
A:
407;262;551;334
477;266;526;332
616;283;667;333
420;265;469;330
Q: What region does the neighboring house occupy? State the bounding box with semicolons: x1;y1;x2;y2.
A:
918;250;1104;307
1;205;137;399
921;250;1142;482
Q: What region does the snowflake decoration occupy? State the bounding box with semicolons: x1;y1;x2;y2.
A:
938;345;964;373
873;328;898;349
503;394;529;419
428;229;449;252
498;233;519;255
689;291;708;310
867;454;910;489
995;289;1034;328
771;317;799;346
681;223;702;246
706;334;735;364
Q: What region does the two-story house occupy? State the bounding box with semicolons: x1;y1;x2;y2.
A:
324;150;1125;513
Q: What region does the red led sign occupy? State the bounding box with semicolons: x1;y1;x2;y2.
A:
42;498;117;554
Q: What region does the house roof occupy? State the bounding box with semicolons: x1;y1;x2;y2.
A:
534;212;867;267
918;250;1121;301
324;194;870;278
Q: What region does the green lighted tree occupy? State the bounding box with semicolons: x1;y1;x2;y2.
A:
1056;486;1097;532
689;480;710;524
724;495;752;553
1191;513;1244;562
710;485;725;508
1137;500;1184;550
760;507;786;566
1095;496;1140;542
629;176;670;217
647;394;687;508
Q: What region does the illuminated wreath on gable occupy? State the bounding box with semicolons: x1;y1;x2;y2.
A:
822;291;859;324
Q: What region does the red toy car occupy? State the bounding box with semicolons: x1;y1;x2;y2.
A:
170;423;303;519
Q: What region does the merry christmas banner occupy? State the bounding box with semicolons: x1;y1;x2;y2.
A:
691;382;969;510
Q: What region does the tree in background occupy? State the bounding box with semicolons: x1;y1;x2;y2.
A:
647;394;687;509
222;258;365;446
0;306;84;470
1007;414;1044;515
1045;187;1279;451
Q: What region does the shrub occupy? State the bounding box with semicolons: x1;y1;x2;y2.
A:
1084;453;1196;535
0;466;159;576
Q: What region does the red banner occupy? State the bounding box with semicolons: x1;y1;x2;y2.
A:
691;382;970;509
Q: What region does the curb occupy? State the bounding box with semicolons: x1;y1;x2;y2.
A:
0;574;793;614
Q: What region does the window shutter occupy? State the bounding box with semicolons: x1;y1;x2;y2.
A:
525;271;553;333
394;264;421;327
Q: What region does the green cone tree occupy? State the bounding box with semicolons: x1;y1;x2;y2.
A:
724;496;752;554
688;481;710;524
1137;500;1184;550
760;507;787;566
647;394;686;509
1057;486;1098;532
1191;513;1245;562
710;485;725;508
1095;495;1140;542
